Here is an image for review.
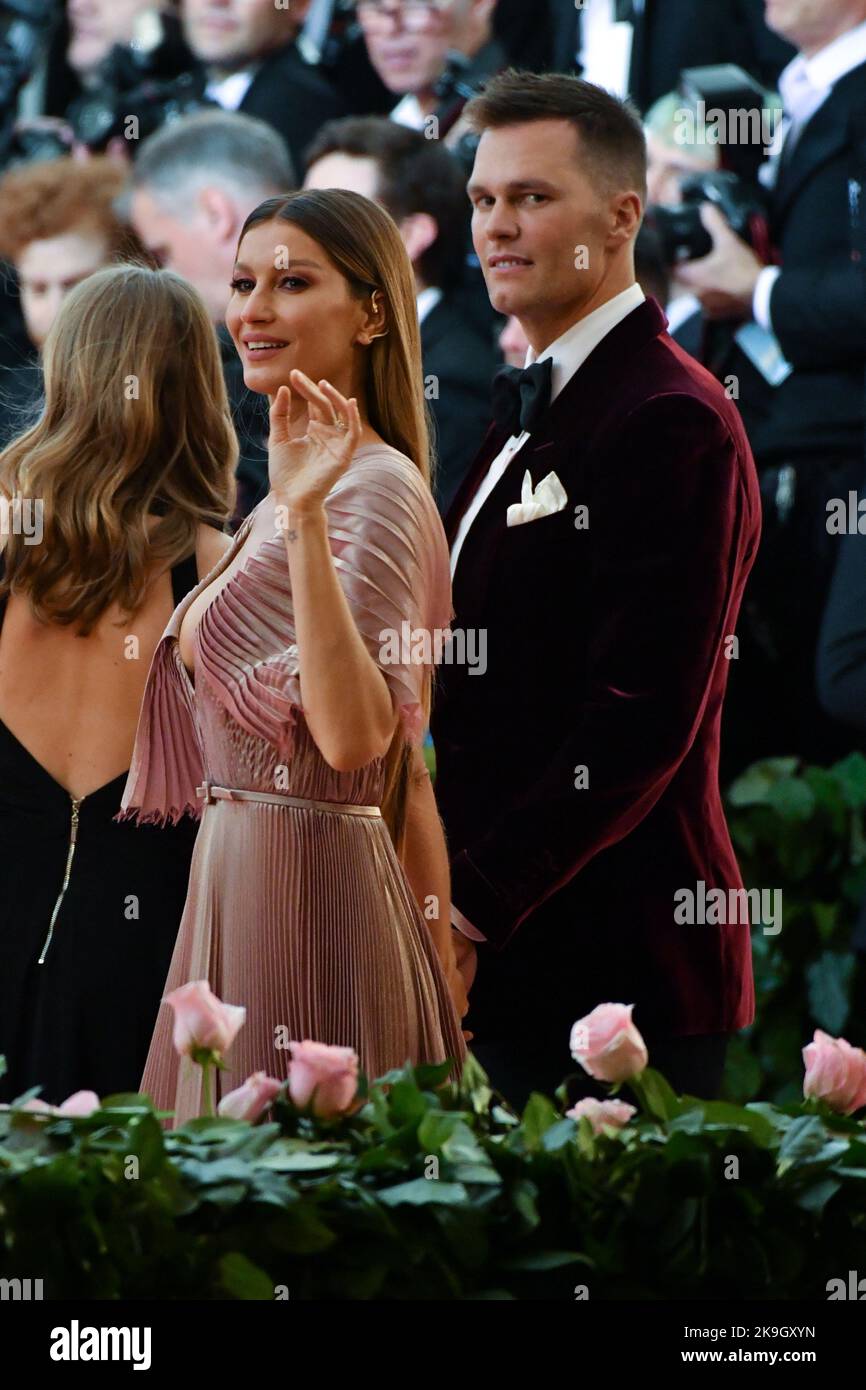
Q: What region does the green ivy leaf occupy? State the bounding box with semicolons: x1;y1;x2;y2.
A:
727;758;800;807
378;1178;468;1206
806;951;855;1034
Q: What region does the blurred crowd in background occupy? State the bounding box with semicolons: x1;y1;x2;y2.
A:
0;0;865;793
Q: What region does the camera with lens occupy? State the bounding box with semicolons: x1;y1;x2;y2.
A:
431;48;491;177
646;64;775;267
65;10;209;153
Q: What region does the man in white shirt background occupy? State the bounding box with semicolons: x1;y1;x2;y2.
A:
676;0;866;779
181;0;345;172
356;0;505;141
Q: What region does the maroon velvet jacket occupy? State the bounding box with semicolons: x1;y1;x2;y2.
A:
431;298;761;1038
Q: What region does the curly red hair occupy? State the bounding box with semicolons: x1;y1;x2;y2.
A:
0;156;136;263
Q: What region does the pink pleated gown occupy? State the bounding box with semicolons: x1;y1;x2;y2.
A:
118;444;466;1124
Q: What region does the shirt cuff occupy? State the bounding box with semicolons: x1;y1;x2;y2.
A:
451;905;486;943
753;266;782;332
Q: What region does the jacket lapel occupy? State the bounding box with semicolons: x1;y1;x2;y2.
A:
773;61;866;222
447;298;669;608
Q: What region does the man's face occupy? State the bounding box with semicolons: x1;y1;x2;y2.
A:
66;0;148;77
131;186;230;320
182;0;305;69
303;153;380;201
645;132;718;207
469;120;631;349
18;226;109;347
764;0;866;51
358;0;476;98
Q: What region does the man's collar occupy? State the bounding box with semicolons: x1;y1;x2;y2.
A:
525;283;646;402
781;18;866;100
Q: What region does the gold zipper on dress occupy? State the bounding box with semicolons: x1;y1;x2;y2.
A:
37;794;83;965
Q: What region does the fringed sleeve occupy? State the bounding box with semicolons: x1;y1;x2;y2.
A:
115;634;205;826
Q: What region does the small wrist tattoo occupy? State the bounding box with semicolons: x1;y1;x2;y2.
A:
286;528;298;542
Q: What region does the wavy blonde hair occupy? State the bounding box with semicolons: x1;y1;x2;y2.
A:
236;190;435;848
0;264;238;635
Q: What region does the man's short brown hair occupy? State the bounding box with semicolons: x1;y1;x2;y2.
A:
465;69;648;204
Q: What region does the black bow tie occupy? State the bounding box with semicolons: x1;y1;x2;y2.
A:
491;357;553;438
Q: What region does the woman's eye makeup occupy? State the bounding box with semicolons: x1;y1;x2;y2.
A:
229;275;310;292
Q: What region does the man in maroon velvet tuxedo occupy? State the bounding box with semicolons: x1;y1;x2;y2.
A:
430;71;762;1107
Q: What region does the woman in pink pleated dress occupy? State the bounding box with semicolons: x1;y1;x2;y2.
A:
119;190;467;1123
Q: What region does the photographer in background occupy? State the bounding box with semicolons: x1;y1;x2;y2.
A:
304;115;499;513
644;89;721;352
41;0;157;118
34;3;199;158
180;0;345;172
357;0;504;142
128;108;295;520
677;0;866;778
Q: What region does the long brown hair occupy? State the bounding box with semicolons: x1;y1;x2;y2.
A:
0;264;237;635
236;190;434;848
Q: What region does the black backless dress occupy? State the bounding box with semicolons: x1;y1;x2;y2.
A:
0;552;200;1105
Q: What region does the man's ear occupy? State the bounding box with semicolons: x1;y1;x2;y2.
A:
608;191;643;247
398;212;439;270
197;186;240;246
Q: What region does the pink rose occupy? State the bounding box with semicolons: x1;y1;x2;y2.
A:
164;980;246;1058
57;1090;100;1117
803;1030;866;1115
2;1090;100;1117
288;1040;359;1119
566;1097;637;1134
570;1003;648;1083
218;1072;284;1122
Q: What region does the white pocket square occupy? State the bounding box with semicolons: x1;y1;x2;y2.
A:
506;469;568;527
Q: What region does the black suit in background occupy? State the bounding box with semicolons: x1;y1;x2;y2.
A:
422;293;500;516
549;0;794;110
238;41;347;177
718;60;866;781
815;461;866;1035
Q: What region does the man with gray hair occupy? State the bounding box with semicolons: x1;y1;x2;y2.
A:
129;109;296;517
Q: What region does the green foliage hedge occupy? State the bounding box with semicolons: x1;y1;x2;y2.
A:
724;754;866;1105
2;1054;865;1300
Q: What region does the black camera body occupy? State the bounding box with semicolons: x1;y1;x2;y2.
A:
65;12;207;153
650;168;768;264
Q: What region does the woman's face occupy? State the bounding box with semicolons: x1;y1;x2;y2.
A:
17;225;110;348
226;220;372;401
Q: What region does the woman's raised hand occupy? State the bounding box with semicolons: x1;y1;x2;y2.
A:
268;369;362;516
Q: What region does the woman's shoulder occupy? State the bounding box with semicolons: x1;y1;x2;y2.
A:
337;442;433;506
195;522;233;580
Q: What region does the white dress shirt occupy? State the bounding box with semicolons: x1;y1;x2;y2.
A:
577;0;641;98
390;93;427;130
450;283;646;578
753;18;866;331
416;285;443;325
204;69;257;111
448;282;646;943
